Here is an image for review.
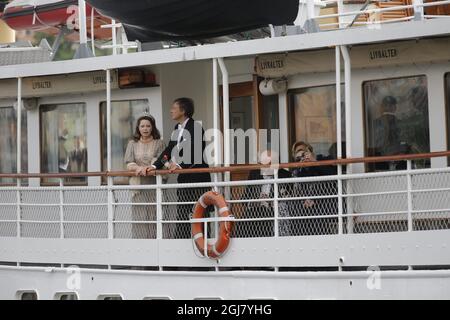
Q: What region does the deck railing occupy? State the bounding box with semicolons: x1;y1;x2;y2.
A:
312;0;450;30
0;151;449;241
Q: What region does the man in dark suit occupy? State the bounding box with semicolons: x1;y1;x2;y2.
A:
148;97;211;238
371;96;408;171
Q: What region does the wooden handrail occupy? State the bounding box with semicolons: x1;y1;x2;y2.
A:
1;150;449;179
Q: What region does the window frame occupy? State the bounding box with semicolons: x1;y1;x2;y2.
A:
54;292;79;300
39;102;88;186
99;98;151;185
16;290;39;300
97;294;124;300
0;105;28;186
362;74;430;171
287;83;345;162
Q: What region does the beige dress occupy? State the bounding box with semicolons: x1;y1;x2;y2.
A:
124;139;166;239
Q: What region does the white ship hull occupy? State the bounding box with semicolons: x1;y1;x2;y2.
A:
2;265;450;300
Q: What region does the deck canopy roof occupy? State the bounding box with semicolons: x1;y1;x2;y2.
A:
0;18;449;79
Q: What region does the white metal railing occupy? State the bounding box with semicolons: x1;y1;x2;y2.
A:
1;159;450;240
309;0;450;30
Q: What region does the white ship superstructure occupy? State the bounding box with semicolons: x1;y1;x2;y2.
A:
0;0;450;300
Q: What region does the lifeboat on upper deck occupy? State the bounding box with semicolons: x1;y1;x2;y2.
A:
1;0;112;39
86;0;300;42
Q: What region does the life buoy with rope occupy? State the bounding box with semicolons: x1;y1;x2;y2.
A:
192;191;234;259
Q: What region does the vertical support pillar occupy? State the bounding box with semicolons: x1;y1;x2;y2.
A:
278;93;289;164
16;77;22;239
340;45;354;234
74;0;94;58
218;58;231;200
212;58;221;186
212;59;221;240
336;46;344;235
304;0;320;32
412;0;424;21
106;69;114;239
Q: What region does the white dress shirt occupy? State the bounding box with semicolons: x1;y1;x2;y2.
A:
176;117;190;149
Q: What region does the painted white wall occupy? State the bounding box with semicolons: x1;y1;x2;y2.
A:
159;61;214;141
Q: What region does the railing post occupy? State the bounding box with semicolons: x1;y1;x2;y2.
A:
16;183;21;239
337;0;344;29
412;0;424;21
203;220;208;258
212;173;220;242
273;169;280;238
337;165;344;235
304;0;320;32
112;19;118;56
107;176;114;239
407;160;414;232
16;76;22;239
156;174;163;240
59;178;64;239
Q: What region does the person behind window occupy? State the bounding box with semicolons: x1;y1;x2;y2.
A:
58;129;70;173
372;96;408;171
148;98;211;239
124;115;165;239
290;141;338;236
239;150;291;237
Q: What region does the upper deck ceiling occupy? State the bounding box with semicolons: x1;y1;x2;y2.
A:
0;18;449;80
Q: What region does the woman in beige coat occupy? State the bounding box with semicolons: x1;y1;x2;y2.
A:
124;115;165;239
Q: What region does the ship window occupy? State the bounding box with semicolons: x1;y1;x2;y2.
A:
100;99;151;184
17;291;38;300
0;106;28;185
54;292;78;300
97;294;123;300
363;76;430;172
288;85;345;161
446;73;450;166
260;94;280;146
40;103;87;185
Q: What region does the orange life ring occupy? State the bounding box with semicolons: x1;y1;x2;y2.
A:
191;191;234;259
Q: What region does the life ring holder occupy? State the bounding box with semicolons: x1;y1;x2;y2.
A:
191;191;234;259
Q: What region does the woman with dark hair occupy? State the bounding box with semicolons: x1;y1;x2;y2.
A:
124;115;165;239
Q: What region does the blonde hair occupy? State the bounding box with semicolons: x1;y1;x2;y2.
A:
291;141;313;158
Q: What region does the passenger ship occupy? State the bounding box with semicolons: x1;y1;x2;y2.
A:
1;0;450;300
